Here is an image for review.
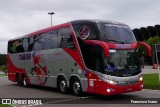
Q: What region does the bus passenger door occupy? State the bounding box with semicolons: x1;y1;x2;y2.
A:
92;46;104;94
79;42;103;93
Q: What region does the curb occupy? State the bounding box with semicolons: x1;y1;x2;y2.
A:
143;89;160;92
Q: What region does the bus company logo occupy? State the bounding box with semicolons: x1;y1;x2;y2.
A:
19;53;32;60
79;25;90;40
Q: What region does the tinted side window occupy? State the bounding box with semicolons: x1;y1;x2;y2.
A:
59;27;75;48
8;39;25;54
45;30;58;49
32;34;45;51
22;38;28;52
28;30;58;51
28;36;34;51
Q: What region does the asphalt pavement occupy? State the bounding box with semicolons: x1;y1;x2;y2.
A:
142;65;159;74
0;68;160;107
0;77;159;107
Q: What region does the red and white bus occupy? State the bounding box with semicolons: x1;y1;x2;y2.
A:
7;20;151;96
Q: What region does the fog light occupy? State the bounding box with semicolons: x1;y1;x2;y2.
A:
106;88;115;93
140;85;143;88
107;89;111;93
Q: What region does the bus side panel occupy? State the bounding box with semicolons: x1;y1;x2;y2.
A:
7;54;31;84
63;48;89;92
31;48;87;88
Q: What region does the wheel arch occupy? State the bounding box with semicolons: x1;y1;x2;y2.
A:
56;74;69;88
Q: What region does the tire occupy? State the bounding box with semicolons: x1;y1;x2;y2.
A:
22;74;28;87
72;78;82;96
16;74;22;86
57;77;68;94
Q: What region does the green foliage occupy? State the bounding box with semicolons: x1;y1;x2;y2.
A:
0;54;7;71
139;36;160;56
146;36;160;45
1;64;7;71
0;54;6;66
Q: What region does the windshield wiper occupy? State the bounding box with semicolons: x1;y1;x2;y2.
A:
104;39;118;43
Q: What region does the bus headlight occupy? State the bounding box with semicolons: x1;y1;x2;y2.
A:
102;78;118;85
108;80;117;85
139;77;143;81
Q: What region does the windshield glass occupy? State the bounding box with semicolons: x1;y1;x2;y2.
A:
99;23;136;44
104;49;141;77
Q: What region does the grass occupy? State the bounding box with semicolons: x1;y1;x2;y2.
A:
0;104;12;107
143;73;160;90
0;74;6;76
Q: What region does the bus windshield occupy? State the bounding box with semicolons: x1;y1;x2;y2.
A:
98;23;136;44
104;49;141;77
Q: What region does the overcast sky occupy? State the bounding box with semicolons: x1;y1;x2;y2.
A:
0;0;160;54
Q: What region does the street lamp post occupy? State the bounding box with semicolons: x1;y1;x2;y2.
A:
48;12;55;26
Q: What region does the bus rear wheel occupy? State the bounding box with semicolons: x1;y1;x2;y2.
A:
22;74;28;87
72;78;82;96
16;74;22;86
57;77;68;94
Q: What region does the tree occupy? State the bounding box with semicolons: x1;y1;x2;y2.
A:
0;54;7;69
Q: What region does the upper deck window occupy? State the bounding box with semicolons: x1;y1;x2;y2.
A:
98;23;136;44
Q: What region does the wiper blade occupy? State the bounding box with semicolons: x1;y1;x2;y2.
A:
105;39;118;43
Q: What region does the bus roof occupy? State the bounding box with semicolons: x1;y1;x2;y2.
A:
8;19;128;41
70;19;128;26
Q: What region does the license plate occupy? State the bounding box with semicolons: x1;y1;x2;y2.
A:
126;88;132;91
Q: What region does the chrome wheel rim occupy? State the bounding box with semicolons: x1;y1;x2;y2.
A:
60;80;67;92
23;77;27;86
73;81;81;94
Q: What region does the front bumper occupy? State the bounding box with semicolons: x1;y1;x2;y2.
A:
97;81;143;96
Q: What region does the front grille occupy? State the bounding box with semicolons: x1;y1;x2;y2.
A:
117;81;139;86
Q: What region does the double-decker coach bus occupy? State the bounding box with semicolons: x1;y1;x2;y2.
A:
7;20;151;96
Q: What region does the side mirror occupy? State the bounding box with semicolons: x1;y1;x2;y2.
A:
83;40;109;57
138;42;152;57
